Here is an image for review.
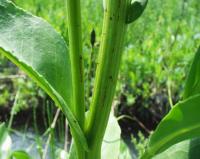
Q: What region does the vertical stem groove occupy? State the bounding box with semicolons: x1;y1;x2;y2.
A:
66;0;85;159
66;0;85;128
85;0;130;158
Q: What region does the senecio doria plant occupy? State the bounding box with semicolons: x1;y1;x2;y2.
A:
0;0;147;158
1;0;200;158
1;0;200;159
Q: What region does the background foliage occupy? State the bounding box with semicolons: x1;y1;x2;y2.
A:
0;0;199;158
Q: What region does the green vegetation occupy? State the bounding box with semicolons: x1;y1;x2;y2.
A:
0;0;199;159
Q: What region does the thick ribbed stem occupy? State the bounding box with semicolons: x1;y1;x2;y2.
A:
85;0;130;158
66;0;85;159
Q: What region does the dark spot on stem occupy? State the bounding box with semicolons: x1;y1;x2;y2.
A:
118;0;121;8
101;89;107;107
90;29;96;47
112;48;115;53
79;55;83;82
73;120;77;123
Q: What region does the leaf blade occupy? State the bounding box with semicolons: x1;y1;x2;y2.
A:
0;0;72;106
126;0;148;23
153;138;200;159
9;150;32;159
0;123;7;148
183;47;200;99
102;112;121;159
0;0;88;150
141;95;200;159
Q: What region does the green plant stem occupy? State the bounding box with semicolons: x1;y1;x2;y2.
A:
85;0;130;158
66;0;85;129
43;109;60;159
66;0;85;158
167;79;173;108
8;89;20;130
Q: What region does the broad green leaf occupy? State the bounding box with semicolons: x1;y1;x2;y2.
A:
102;112;121;159
141;94;200;159
183;47;200;99
0;0;72;108
153;138;200;159
126;0;148;24
9;150;32;159
0;0;88;150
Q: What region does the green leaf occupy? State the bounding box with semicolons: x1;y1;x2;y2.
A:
101;112;121;159
142;46;200;159
126;0;148;24
0;0;88;150
9;150;32;159
0;0;72;108
141;94;200;159
153;138;200;159
183;47;200;99
0;123;7;147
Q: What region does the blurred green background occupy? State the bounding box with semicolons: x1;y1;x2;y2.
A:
0;0;199;158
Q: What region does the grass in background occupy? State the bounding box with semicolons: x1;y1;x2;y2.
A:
0;0;199;158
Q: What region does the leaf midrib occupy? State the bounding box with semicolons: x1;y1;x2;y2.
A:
0;47;89;151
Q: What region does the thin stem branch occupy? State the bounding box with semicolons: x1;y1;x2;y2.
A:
167;79;173;108
43;109;60;159
117;115;151;134
0;74;26;80
66;0;85;129
66;1;85;159
8;88;20;130
64;119;69;152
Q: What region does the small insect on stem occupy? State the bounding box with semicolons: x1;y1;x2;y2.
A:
90;29;96;48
